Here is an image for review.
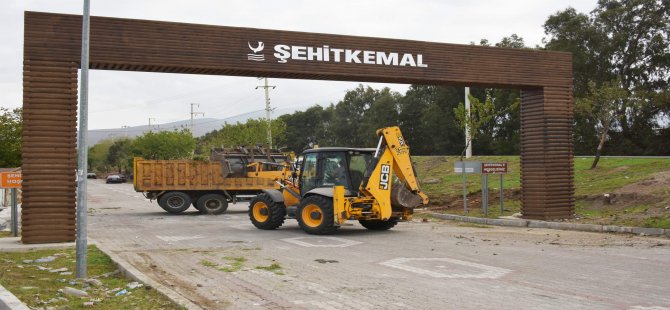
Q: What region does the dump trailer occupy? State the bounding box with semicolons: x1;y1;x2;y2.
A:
248;126;429;234
134;146;291;215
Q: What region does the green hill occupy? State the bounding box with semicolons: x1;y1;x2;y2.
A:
414;156;670;228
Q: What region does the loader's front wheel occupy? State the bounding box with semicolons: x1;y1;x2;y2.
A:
249;194;286;230
297;195;338;235
359;217;399;231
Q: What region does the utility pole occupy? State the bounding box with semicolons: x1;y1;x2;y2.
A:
75;0;91;279
148;117;156;132
121;125;129;138
190;103;205;134
255;78;276;148
465;87;472;159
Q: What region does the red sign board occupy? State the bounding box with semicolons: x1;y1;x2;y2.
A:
0;172;22;188
481;163;507;174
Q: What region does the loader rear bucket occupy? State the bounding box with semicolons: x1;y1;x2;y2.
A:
391;180;426;209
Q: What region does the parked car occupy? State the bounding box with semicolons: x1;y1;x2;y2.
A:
118;174;127;183
86;173;97;179
106;175;124;184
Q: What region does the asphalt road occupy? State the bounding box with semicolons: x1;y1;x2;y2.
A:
87;180;670;310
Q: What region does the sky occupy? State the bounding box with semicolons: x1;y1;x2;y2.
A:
1;0;598;130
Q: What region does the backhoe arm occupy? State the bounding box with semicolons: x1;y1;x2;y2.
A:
376;127;429;206
357;126;429;221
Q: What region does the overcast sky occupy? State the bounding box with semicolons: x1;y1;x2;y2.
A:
1;0;597;130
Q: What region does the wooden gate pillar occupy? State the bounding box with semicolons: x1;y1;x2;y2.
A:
520;86;574;219
21;60;79;243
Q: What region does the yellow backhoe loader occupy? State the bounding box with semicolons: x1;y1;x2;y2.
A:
248;126;429;234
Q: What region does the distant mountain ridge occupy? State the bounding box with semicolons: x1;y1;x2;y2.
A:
87;106;308;145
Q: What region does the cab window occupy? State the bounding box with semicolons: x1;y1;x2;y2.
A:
322;152;349;188
299;153;319;193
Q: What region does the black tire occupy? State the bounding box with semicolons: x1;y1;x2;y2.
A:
196;194;229;215
249;193;286;230
359;217;399;231
296;195;338;235
158;191;192;214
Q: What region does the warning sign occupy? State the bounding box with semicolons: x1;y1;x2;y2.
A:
0;172;22;188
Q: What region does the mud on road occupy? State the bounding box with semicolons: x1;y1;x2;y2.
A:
87;180;670;310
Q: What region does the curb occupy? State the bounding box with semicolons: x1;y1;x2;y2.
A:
92;240;202;310
0;284;30;310
429;213;669;237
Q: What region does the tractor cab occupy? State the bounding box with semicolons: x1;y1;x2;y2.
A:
298;148;375;196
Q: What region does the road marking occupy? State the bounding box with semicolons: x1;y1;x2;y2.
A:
156;235;204;242
629;307;670;310
281;236;362;248
380;257;511;279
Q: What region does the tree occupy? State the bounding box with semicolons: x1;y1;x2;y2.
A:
330;85;381;147
107;138;133;173
197;119;286;153
544;0;670;155
453;94;496;160
133;129;196;160
88;139;114;172
359;88;401;145
576;80;630;169
277;105;334;152
0;108;22;167
400;85;465;155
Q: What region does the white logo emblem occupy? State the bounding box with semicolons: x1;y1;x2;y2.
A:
379;164;390;190
247;41;265;61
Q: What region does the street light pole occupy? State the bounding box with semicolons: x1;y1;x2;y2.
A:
75;0;91;279
465;87;472;159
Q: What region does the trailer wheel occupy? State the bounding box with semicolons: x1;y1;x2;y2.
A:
249;193;286;230
158;191;192;214
196;194;229;215
297;195;338;235
359;217;399;231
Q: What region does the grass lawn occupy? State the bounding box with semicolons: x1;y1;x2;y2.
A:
0;231;13;238
0;245;180;309
414;156;670;228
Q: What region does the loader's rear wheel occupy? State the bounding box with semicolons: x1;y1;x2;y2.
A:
297;195;338;235
249;194;286;230
359;217;399;231
158;191;192;214
196;194;229;215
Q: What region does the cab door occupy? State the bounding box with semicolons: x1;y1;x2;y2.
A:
298;152;320;194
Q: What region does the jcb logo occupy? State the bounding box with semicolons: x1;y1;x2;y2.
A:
379;164;390;190
398;135;406;146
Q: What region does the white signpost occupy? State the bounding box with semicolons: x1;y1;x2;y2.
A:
454;162;508;216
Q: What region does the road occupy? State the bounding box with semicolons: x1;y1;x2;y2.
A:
87;180;670;310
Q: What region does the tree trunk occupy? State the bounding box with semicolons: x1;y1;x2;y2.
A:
590;123;610;170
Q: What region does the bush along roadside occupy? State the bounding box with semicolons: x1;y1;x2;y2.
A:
0;245;180;309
